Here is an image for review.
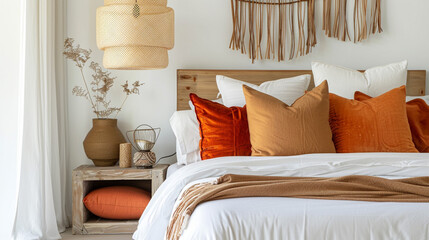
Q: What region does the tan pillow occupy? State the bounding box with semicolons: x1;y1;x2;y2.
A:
243;81;336;156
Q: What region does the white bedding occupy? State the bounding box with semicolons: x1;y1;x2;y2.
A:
133;153;429;240
166;163;184;178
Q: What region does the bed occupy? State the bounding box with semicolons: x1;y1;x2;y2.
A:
166;163;184;178
134;69;429;240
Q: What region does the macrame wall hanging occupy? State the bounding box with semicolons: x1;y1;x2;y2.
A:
229;0;316;62
323;0;382;42
229;0;383;62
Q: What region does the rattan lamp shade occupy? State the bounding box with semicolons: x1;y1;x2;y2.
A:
96;0;174;70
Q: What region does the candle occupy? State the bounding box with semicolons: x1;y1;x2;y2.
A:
119;143;132;168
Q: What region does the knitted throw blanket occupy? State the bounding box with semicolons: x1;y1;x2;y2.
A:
166;174;429;240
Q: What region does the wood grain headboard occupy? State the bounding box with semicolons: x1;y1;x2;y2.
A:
177;69;426;110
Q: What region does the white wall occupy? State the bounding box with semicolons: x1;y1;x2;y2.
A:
0;1;21;238
66;0;429;213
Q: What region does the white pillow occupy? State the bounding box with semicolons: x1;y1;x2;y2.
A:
216;75;311;107
175;140;200;165
406;95;429;105
312;61;408;99
170;110;201;165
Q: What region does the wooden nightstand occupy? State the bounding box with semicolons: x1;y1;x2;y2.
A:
72;164;168;235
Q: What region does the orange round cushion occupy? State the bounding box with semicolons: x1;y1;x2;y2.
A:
83;186;151;220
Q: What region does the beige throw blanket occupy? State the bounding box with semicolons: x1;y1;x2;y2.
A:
167;174;429;240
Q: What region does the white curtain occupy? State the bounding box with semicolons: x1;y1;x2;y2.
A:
13;0;69;239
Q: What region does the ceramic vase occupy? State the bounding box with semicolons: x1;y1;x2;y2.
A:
83;119;126;166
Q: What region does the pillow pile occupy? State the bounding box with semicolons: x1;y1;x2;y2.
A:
171;75;311;163
313;61;425;153
172;61;427;163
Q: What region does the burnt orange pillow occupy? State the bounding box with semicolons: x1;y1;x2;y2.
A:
243;81;336;156
329;86;418;153
355;92;429;152
83;186;150;220
190;93;251;160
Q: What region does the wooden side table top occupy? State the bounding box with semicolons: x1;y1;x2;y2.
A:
73;164;169;181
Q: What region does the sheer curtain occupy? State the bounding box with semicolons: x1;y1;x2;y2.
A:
13;0;69;239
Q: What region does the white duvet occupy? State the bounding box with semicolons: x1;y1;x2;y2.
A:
133;153;429;240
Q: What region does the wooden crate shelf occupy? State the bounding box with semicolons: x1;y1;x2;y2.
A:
72;164;168;235
83;217;138;234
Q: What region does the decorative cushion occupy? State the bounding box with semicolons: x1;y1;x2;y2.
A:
190;93;251;160
355;92;429;153
329;86;418;153
83;186;151;220
243;81;336;156
170;110;201;165
216;74;311;107
312;61;408;99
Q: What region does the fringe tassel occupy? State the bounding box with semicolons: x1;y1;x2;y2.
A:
322;0;332;37
265;0;274;59
323;0;382;42
166;176;226;240
306;0;316;54
332;0;350;41
230;0;316;62
369;0;382;34
166;183;211;240
354;0;368;42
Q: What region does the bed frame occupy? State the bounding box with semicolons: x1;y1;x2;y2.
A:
177;69;426;110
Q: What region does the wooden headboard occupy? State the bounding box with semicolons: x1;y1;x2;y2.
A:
177;69;426;110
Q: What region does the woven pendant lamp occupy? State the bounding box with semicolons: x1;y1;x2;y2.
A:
96;0;174;70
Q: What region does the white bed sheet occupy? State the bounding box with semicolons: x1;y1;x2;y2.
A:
133;153;429;240
166;163;184;178
182;196;429;240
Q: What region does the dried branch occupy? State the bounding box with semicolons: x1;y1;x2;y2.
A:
63;38;92;68
94;95;111;109
72;86;89;99
90;62;115;94
95;108;121;119
122;81;144;95
64;38;143;119
79;67;98;117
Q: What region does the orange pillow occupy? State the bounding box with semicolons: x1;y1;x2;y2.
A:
243;81;336;156
190;93;251;160
355;92;429;152
329;86;418;153
83;186;150;220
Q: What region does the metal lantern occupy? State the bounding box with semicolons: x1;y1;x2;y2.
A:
126;124;160;168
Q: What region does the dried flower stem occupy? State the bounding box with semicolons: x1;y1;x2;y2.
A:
64;38;143;119
79;67;98;117
114;95;129;119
